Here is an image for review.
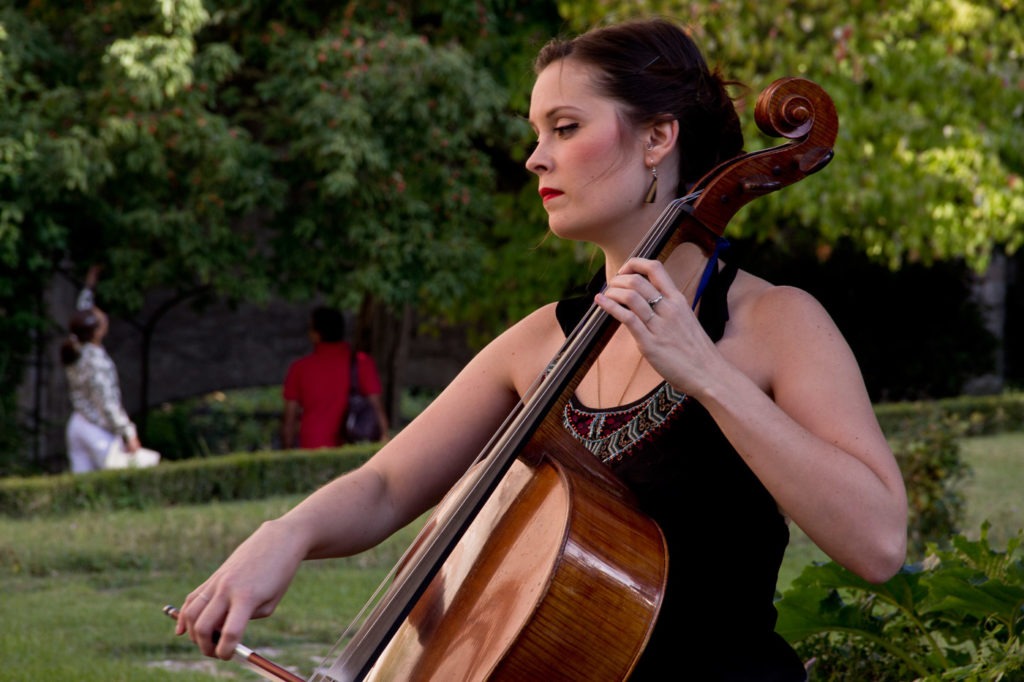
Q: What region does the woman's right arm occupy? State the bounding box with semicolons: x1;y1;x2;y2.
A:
177;305;563;660
76;264;102;310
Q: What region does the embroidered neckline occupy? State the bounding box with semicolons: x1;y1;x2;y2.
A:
563;382;689;464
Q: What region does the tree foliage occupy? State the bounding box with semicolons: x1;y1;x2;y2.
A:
0;0;569;316
2;0;282;309
255;24;502;310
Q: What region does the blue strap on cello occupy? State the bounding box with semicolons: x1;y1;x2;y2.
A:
691;236;730;310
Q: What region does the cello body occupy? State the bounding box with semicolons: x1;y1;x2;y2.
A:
363;422;668;681
310;76;837;682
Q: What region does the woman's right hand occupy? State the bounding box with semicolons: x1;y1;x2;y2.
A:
175;518;309;660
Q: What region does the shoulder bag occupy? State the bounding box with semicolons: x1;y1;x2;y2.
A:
345;351;382;443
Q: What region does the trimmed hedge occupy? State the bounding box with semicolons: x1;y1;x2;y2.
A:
6;392;1023;532
875;391;1024;437
0;445;377;518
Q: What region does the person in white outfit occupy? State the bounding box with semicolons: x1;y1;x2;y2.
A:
60;265;159;472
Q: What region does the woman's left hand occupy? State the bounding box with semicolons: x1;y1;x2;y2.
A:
594;257;721;397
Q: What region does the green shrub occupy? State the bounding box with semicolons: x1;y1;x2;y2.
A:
876;392;1024;439
0;446;377;517
144;387;282;460
143;385;425;460
777;524;1024;681
888;408;970;559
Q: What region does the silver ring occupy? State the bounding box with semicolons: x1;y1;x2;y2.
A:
647;294;664;308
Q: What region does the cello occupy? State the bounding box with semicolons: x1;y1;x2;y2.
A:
170;75;838;681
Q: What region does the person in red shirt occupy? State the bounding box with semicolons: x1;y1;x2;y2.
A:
280;306;389;449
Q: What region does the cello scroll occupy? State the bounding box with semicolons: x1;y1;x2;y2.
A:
676;76;838;250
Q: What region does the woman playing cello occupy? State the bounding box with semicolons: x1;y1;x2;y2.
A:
176;17;907;680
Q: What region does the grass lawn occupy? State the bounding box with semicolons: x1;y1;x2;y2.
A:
0;497;421;681
2;432;1021;681
958;432;1023;546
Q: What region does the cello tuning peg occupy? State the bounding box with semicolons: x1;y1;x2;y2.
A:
799;147;834;174
740;175;784;194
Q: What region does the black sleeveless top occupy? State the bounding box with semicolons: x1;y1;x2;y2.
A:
555;263;807;681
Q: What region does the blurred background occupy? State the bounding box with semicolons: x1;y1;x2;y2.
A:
3;0;1022;473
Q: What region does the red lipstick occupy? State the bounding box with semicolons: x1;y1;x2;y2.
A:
539;187;563;202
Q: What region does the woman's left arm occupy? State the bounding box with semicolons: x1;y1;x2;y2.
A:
695;286;906;582
600;259;907;583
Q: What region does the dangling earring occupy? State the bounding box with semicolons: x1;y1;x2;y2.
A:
644;165;658;204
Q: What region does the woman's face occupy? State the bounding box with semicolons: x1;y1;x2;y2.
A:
526;59;651;249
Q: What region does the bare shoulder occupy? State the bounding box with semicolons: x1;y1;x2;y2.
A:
727;269;836;337
720;268;854;388
481;302;569;396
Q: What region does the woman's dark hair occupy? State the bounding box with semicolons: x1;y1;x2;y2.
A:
311;306;346;343
534;18;744;192
60;309;101;366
